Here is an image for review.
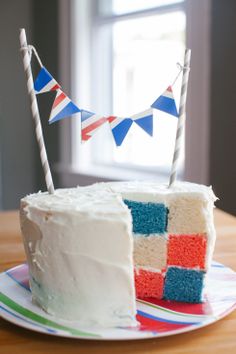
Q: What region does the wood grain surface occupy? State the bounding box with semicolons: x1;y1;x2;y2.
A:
0;209;236;354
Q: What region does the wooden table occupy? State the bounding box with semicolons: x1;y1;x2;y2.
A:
0;209;236;353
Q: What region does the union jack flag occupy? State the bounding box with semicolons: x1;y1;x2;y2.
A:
151;86;178;118
34;67;60;94
81;110;107;143
49;89;80;124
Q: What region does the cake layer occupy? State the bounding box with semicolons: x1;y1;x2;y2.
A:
167;196;211;234
133;235;167;269
164;267;205;303
167;234;207;270
135;268;164;299
124;200;168;234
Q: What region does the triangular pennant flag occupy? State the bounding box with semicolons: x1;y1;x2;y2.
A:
108;117;133;146
34;67;61;94
151;86;178;117
81;110;107;143
131;108;153;136
49;89;80;124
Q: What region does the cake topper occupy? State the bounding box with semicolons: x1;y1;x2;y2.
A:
19;28;191;192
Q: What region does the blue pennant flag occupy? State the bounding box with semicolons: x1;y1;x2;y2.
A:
108;117;133;146
151;86;178;117
34;67;60;94
132;108;153;136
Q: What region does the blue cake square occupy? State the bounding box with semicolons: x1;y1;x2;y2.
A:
163;267;205;303
123;199;168;234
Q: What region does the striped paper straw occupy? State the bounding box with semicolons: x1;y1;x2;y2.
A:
168;49;191;188
19;28;54;194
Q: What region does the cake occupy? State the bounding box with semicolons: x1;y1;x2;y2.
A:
20;181;217;327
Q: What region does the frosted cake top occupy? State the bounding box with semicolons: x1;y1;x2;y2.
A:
21;181;217;213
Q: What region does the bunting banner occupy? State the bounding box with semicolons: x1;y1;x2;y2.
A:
34;67;61;94
108;117;133;146
131;108;153;136
81;110;108;143
81;109;153;146
151;86;178;118
32;60;180;146
49;89;80;124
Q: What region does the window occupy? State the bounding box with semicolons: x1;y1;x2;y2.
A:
58;0;210;188
58;0;211;186
69;0;186;181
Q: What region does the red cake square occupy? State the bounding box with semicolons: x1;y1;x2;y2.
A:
134;268;164;299
167;234;207;269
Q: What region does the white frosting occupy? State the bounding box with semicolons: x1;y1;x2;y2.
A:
20;180;217;326
98;180;216;204
20;188;137;327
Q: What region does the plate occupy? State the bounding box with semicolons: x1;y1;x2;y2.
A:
0;261;236;340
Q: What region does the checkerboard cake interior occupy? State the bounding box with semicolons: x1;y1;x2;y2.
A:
125;196;211;302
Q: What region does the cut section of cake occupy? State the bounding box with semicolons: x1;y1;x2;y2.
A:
123;199;168;300
108;181;217;303
20;181;217;326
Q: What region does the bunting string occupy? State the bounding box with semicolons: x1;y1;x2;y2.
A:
171;62;184;87
20;45;43;67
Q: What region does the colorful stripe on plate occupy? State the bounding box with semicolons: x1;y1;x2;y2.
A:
0;262;236;340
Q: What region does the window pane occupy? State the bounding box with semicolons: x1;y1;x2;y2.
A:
96;11;186;170
99;0;184;16
73;4;186;177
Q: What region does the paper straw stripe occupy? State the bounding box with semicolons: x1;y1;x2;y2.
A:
168;49;191;187
19;29;54;194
